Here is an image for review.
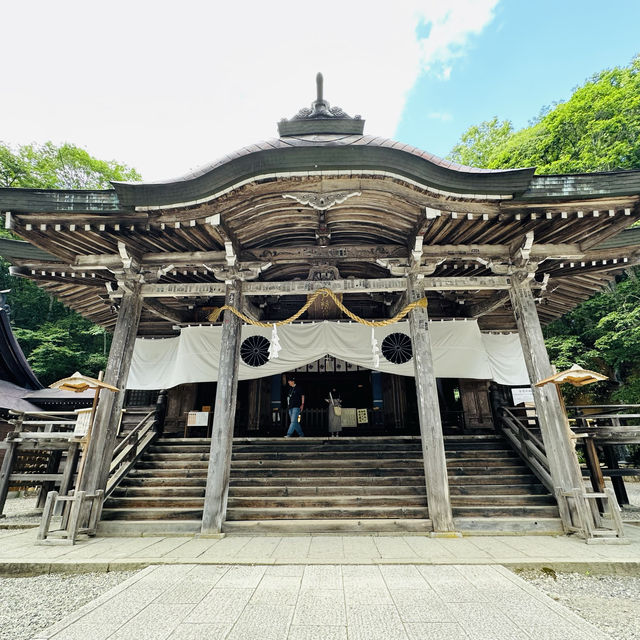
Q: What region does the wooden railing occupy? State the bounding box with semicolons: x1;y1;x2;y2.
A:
497;406;553;492
566;404;640;506
106;410;157;497
567;404;640;443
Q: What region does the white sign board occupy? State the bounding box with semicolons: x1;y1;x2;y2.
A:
511;387;534;405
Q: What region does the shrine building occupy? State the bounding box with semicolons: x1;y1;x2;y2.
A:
1;75;639;536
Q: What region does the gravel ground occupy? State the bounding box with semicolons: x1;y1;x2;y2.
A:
0;570;137;640
1;495;40;528
518;569;640;640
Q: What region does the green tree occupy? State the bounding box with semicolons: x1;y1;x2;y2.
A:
448;55;640;403
0;142;140;384
0;141;140;188
448;117;514;168
448;55;640;174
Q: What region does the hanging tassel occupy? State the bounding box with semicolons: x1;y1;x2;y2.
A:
371;327;380;368
269;324;281;360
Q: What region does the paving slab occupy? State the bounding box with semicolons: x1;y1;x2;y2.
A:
1;525;640;575
29;563;615;640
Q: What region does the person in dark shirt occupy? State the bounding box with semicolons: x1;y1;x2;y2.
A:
285;377;305;437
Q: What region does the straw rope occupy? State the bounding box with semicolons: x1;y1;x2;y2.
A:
207;287;427;327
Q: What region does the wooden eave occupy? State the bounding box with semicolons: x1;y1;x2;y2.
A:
1;138;640;338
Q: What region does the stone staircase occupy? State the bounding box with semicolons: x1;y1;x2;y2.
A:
99;434;562;535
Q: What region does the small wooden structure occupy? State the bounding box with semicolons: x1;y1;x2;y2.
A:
36;489;104;545
1;74;639;536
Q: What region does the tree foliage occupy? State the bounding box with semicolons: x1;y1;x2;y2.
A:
449;55;640;174
448;55;640;403
0;141;139;384
0;141;140;189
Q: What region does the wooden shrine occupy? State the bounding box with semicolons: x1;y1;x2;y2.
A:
1;74;639;535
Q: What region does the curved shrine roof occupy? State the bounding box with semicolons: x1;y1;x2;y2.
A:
111;133;536;209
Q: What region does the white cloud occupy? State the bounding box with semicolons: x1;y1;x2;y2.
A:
0;0;498;180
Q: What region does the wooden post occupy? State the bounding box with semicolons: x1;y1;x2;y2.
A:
407;274;456;533
509;274;584;520
0;440;18;517
603;445;629;505
37;450;62;509
247;379;260;431
54;442;81;516
79;281;143;495
201;281;243;534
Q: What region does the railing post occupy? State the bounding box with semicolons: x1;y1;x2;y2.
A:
0;438;18;517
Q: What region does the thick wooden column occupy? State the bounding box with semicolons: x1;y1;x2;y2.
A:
407;274;456;533
79;281;143;494
202;281;243;534
509;275;584;495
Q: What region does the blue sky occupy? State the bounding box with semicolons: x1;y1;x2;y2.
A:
396;0;640;158
1;1;638;180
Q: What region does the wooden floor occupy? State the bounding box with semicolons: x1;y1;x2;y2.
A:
102;435;560;534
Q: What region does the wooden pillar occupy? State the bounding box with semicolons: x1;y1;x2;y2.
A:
79;281;143;494
407;274;456;533
202;281;243;534
0;440;18;517
509;275;584;497
247;379;260;432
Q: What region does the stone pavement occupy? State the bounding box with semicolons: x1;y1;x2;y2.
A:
31;563;612;640
0;525;639;572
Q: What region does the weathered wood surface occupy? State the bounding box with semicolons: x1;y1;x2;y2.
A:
407;274;455;532
201;282;243;534
509;274;585;520
79;282;143;495
0;440;17;516
108;275;514;299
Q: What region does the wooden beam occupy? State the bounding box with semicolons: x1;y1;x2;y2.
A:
407;273;456;533
108;276;514;299
65;243;596;273
579;207;638;250
201;282;243;534
467;292;510;318
205;214;240;266
142;299;189;323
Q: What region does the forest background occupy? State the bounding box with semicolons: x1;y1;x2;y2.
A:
0;56;638;403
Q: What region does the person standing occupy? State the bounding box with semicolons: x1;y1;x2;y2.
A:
326;387;342;437
285;377;305;437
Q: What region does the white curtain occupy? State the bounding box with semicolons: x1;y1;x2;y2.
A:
127;320;530;389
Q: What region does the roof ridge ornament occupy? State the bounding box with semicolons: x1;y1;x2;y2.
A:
278;73;365;137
